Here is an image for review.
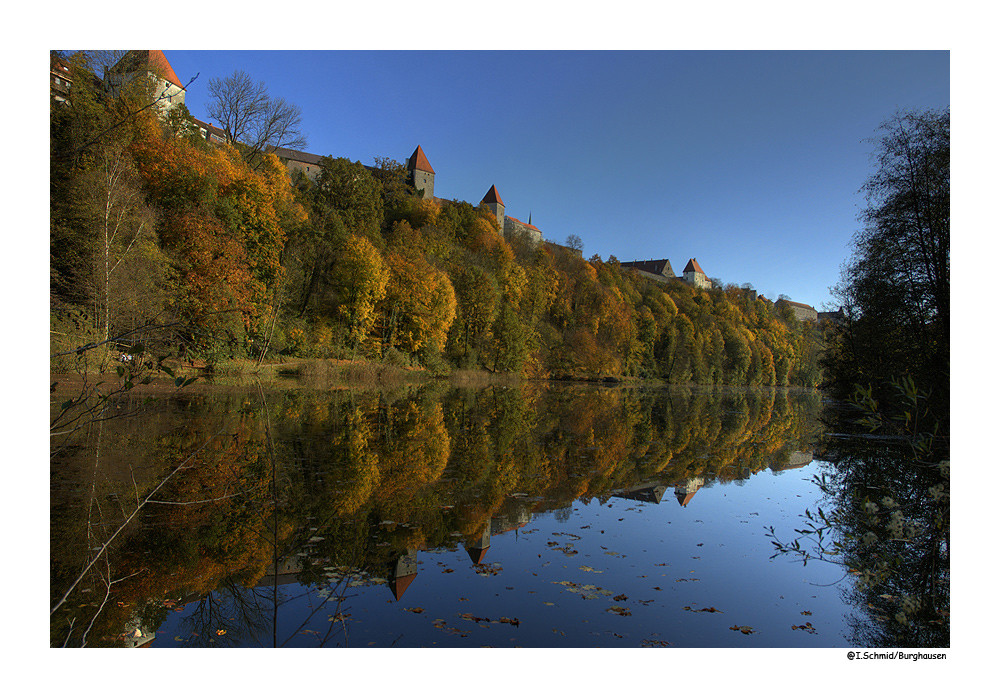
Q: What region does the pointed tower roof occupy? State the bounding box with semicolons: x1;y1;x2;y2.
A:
676;490;698;507
120;50;184;89
389;573;417;600
407;145;435;174
683;258;705;274
466;546;490;564
481;184;504;206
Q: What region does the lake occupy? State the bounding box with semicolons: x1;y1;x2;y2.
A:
49;379;946;648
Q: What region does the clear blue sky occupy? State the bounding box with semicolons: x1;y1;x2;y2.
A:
163;50;948;311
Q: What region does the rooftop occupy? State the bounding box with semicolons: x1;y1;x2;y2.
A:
407;145;435;174
481;184;504;206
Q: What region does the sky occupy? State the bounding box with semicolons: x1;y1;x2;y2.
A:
163;49;949;311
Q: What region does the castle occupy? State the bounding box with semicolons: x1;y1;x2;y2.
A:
618;257;713;290
280;142;546;247
54;50;822;317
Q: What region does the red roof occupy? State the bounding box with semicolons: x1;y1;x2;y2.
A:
677;491;698;507
621;259;674;276
505;215;539;232
481;185;504;206
125;50;184;89
390;573;417;600
408;145;435;174
683;258;705;274
466;546;490;564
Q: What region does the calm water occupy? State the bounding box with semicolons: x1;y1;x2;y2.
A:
50;380;930;648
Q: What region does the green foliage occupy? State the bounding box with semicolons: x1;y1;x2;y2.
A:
315;157;385;245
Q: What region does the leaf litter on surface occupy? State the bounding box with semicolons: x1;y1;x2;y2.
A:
641;639;670;647
457;612;520;627
683;606;722;613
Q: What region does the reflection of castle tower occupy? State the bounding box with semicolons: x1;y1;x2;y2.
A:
407;145;435;200
464;527;492;564
674;477;704;507
612;484;668;504
389;549;419;601
481;185;505;232
491;500;533;535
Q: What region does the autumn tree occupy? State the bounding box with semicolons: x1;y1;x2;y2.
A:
451;265;499;364
382;250;457;359
331;235;389;351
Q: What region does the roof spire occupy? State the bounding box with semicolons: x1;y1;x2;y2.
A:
407;145;435;174
481;184;504;206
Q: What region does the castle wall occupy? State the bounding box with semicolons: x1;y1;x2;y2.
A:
413;170;434;200
503;217;542;245
684;270;711;289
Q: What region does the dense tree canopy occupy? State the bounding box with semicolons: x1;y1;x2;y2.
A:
824;108;949;413
51;54;824;384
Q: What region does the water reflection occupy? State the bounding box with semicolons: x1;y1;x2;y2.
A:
51;382;828;647
807;431;949;648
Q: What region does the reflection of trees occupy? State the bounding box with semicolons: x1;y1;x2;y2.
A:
51;388;285;646
176;581;274;647
769;383;948;648
51;382;825;646
814;437;948;647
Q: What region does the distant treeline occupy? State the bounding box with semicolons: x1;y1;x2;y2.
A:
50;56;825;386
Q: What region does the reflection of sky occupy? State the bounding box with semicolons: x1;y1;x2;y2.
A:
154;460;855;647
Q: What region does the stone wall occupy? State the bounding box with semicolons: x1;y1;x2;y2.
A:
503;216;542;245
413;170;435;200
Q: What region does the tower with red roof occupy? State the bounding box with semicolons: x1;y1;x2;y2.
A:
480;184;505;232
683;258;710;289
105;50;186;114
407;145;435;200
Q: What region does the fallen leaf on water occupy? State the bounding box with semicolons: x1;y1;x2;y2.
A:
614;594;628;602
579;565;603;573
216;629;226;636
683;606;723;613
607;606;632;616
800;610;813;616
404;607;424;614
792;622;817;634
729;625;755;634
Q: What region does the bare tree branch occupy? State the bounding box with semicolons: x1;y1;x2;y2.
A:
207;69;306;169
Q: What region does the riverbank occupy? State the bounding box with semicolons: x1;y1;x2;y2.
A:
50;356;535;395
